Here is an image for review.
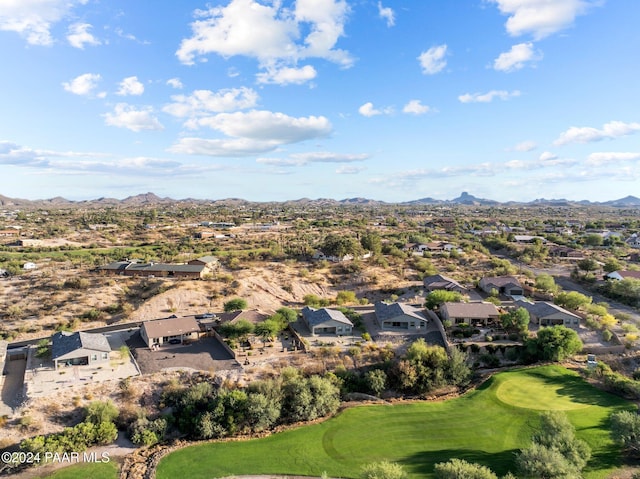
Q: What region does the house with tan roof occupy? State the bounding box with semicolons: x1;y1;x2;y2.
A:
440;302;500;326
423;274;468;294
140;316;201;348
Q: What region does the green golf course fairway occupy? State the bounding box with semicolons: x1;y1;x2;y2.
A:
156;365;633;479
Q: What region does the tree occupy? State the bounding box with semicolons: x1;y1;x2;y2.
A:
500;307;530;334
603;257;622;273
610;410;640;454
517;411;590;478
336;290;358;305
554;291;592;311
85;400;119;425
583;234;604;247
528;325;583;361
218;319;255;340
425;290;464;310
361;461;407;479
254;319;281;341
224;297;248;312
275;307;298;323
364;369;387;396
535;274;559;294
320;234;363;259
360;231;382;255
577;258;599;272
516;442;581;479
434;458;497;479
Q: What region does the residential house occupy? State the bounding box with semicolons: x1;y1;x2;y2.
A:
513;235;547;243
548;245;583;260
626;234;640;249
51;331;111;369
515;300;581;329
479;276;524;297
374;301;428;331
423;274;468;294
188;255;219;267
604;270;640;281
440;302;500;326
301;307;353;335
98;260;209;279
140;316;201;348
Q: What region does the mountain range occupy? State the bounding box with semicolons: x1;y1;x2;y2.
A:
1;192;639;209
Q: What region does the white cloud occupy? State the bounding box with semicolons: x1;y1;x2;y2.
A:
257;157;305;167
554;120;640;145
539;151;558;162
336;165;365;174
62;73;102;96
257;151;368;167
290;152;369;163
166;78;184;89
116;76;145;96
256;65;317;85
403;100;430;115
586;152;640;166
359;102;381;117
0;0;86;46
176;0;353;78
193;110;332;144
458;90;521;103
67;22;100;49
358;102;393;117
164;87;259;118
378;2;395;27
493;42;541;72
103;103;164;132
489;0;596;40
169;137;280;157
418;44;447;75
512;140;537;152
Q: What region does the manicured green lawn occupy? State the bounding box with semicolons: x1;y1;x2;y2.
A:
41;460;118;479
157;365;633;479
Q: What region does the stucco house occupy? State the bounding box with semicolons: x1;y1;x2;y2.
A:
515;300;581;329
440;302;500;326
51;331;111;370
479;276;524;297
140;316;201;348
374;301;428;331
423;274;468;294
301;307;353;335
604;270;640;281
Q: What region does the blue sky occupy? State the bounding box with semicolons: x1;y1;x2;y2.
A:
1;0;639;203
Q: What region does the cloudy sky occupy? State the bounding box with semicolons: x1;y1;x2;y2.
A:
1;0;639;202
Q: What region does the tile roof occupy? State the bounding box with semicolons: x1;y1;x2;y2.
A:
51;331;111;359
442;302;499;319
301;307;353;327
141;317;201;338
374;301;428;322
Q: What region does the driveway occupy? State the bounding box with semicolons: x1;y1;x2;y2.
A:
1;357;26;414
128;332;239;374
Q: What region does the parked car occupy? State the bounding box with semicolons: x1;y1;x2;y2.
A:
196;312;216;319
168;338;181;345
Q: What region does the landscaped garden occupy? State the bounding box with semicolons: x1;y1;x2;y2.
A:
155;365;633;479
